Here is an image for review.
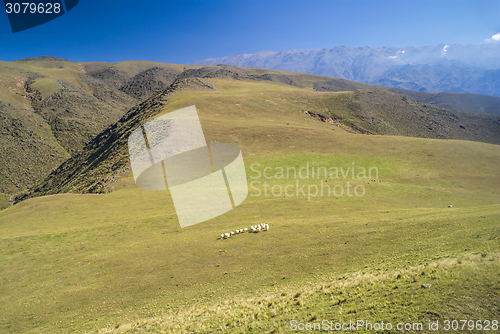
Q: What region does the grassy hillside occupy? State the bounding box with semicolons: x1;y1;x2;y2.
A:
13;75;500;203
2;58;499;200
1;76;499;332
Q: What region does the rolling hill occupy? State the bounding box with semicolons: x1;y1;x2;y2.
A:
0;68;499;332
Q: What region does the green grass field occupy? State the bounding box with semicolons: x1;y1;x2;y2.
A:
1;78;499;333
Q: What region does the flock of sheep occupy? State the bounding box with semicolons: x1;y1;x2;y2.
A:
220;223;270;239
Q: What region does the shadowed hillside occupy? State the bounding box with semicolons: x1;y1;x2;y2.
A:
316;89;500;142
0;101;68;194
388;88;500;115
0;59;183;197
120;67;180;100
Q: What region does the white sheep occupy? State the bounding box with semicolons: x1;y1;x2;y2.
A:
220;223;272;239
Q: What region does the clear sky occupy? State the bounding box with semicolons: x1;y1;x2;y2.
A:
1;0;499;64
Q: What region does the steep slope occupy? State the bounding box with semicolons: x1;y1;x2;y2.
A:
0;59;184;196
0;101;68;195
0;59;137;196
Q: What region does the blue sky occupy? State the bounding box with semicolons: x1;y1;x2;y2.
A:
0;0;499;63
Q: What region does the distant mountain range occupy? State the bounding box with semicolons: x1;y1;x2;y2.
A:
191;44;500;96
